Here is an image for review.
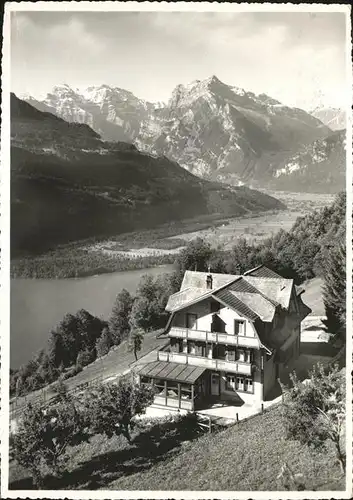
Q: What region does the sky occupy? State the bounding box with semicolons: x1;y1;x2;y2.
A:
10;10;348;111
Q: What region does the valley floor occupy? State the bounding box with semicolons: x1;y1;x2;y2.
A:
11;190;334;279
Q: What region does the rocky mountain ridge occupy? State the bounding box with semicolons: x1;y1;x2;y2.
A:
22;76;344;193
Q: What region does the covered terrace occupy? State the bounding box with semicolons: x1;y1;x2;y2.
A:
136;361;207;411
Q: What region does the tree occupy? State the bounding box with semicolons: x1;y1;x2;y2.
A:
130;275;169;331
12;398;89;488
95;327;112;358
322;240;346;340
128;328;144;361
109;289;134;345
76;348;95;368
48;310;105;369
82;379;154;443
281;363;346;473
176;237;213;272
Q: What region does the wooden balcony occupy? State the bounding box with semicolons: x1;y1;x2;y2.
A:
157;350;252;375
169;326;259;348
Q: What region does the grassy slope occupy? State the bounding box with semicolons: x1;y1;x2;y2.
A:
11;331;167;415
9;406;344;491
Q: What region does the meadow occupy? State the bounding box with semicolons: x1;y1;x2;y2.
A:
9;404;344;491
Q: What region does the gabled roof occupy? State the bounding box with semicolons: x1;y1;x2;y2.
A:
214;289;259;321
233;292;276;322
243;276;293;310
166;287;210;312
166;272;241;312
166;266;293;317
181;270;239;291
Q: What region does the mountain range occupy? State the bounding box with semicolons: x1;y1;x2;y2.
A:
23;76;346;193
11;94;284;257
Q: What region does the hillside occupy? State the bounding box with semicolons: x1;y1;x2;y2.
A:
9;405;344;491
23;77;346;193
270;130;346;193
11;94;284;256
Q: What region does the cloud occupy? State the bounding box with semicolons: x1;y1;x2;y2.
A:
10;10;348;109
11;13;105;59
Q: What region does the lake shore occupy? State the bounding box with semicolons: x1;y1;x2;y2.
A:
11;265;174;369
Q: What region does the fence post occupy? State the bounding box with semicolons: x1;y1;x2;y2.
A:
236;412;239;423
261;403;264;413
208;416;212;434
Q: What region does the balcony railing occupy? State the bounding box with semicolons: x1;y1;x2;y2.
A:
169;326;259;348
157;350;252;375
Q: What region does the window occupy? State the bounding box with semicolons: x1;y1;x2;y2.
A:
167;381;178;399
244;378;253;393
245;350;252;363
154;378;166;396
211;373;219;385
238;349;245;362
188;341;196;355
213;344;226;360
226;375;236;391
234;320;245;335
236;376;244;391
226;347;236;362
236;376;253;392
170;338;182;353
186;313;198;330
195;342;206;357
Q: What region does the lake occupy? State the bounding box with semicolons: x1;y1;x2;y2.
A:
10;265;174;369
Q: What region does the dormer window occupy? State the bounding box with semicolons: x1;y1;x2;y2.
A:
206;274;213;289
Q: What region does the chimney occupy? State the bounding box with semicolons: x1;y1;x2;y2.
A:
206;273;213;290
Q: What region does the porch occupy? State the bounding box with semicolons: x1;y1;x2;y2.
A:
136;361;209;411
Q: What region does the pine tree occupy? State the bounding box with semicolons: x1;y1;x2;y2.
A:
322;240;346;341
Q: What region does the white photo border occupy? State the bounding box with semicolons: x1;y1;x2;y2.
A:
1;2;352;499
